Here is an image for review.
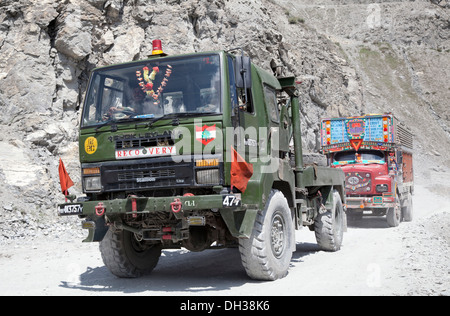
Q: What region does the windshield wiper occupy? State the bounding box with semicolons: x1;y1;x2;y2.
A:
94;119;117;132
94;115;155;131
148;112;219;128
93;112;219;131
177;111;218;117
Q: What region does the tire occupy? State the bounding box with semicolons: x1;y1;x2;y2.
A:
315;190;344;252
401;192;413;222
100;227;162;278
239;190;294;281
386;194;401;227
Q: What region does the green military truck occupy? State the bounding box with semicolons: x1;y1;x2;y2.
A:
58;41;346;280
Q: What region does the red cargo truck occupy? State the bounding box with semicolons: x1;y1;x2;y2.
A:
320;113;414;227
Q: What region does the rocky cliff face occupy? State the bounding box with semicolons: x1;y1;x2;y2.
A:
280;0;450;160
0;0;448;240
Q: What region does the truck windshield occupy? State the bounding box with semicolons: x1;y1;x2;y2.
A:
333;150;385;165
81;54;222;127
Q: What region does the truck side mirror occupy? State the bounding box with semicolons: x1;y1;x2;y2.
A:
235;55;252;90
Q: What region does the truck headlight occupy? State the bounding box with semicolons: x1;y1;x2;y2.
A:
376;184;389;193
196;169;219;185
84;176;102;191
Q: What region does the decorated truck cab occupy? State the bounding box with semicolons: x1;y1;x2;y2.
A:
320;113;414;227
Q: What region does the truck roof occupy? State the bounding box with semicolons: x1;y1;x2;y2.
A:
92;50;227;72
321;113;394;122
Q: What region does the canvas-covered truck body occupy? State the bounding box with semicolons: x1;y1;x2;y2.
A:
58;42;346;280
320;113;414;227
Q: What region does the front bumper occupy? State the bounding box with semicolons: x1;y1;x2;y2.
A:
346;195;395;210
58;193;242;217
58;193;256;242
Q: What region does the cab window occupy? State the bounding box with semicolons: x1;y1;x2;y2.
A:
264;85;279;123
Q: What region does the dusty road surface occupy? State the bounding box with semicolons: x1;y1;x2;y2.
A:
0;184;448;296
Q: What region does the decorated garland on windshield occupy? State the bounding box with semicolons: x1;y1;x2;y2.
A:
136;65;172;104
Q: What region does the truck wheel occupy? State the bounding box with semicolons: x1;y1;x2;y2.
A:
100;227;162;278
239;190;294;281
386;195;401;227
314;190;344;252
401;192;413;222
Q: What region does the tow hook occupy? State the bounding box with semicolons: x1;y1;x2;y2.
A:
95;202;105;216
170;198;182;213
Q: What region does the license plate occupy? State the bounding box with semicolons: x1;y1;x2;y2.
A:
222;194;242;207
58;204;83;216
373;196;383;204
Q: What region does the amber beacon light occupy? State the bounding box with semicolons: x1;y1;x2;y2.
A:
152;39;165;55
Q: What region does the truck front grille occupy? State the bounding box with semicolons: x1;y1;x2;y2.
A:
101;158;193;192
345;172;372;194
117;168;176;181
82;154;224;194
115;132;174;150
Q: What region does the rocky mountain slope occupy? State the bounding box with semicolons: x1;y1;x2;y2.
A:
280;0;450;164
0;0;448;240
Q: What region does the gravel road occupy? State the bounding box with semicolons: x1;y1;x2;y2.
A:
0;184;448;296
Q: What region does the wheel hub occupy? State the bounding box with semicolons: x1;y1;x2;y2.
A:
271;214;285;258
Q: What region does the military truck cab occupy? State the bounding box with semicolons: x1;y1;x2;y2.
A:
58;41;346;280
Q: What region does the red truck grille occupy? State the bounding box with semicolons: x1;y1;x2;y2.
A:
345;172;372;194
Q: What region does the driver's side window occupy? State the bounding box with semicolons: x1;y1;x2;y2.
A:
101;78;124;114
228;56;254;114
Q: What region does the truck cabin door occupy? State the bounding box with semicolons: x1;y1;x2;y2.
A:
228;55;258;163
